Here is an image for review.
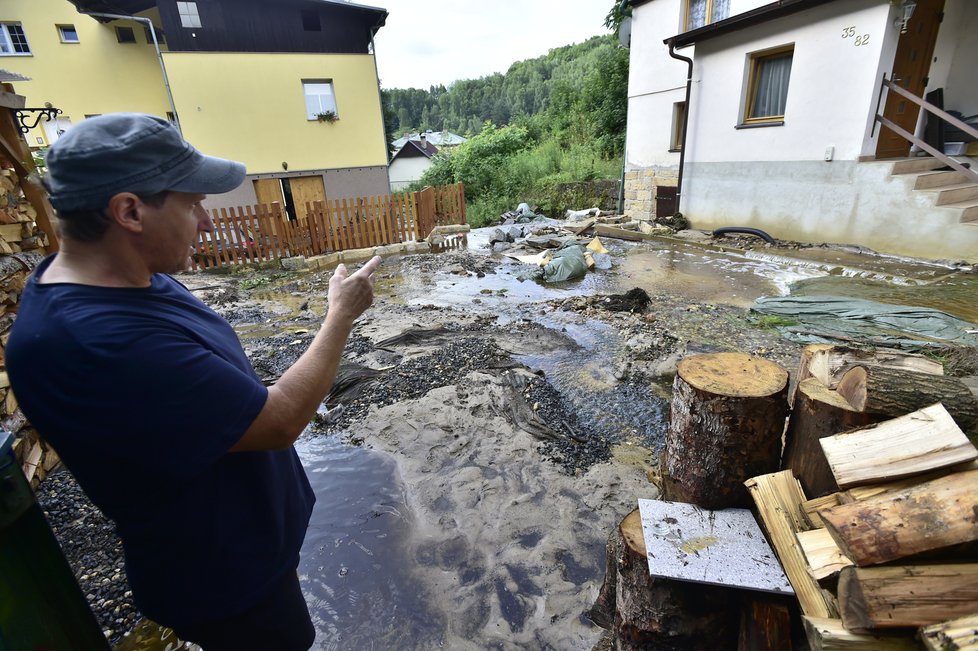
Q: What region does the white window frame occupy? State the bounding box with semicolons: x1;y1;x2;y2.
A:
303;80;338;120
57;24;79;44
177;2;202;29
0;22;31;56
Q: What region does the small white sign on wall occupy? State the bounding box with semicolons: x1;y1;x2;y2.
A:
638;499;793;594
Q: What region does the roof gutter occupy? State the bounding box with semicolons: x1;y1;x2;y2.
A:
81;11;181;134
667;0;841;48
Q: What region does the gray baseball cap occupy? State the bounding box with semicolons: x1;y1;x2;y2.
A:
44;113;246;212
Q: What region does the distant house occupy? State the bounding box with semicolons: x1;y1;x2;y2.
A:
392;129;466;151
2;0;392;215
623;0;978;262
388;136;439;191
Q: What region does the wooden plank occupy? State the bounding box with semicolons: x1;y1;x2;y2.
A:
802;493;842;529
289;175;326;220
820;403;976;488
594;223;663;242
796;528;853;582
820;468;978;566
839;564;978;632
22;440;42;484
0;223;23;242
0;89;26;109
802;617;918;651
744;470;835;618
920;614;978;651
246;206;264;261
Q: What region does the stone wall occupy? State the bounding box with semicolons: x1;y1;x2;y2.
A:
623;167;678;222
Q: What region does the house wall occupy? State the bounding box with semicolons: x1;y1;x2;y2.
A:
388;156;432;191
161;51;389;175
205;166;390;212
2;0;171;147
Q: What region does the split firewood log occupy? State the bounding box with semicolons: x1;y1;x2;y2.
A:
665;352;789;508
836;364;978;430
839;564;978;633
919;614;978;651
801;617;918;650
819;468;978;566
819;403;977;488
782;379;881;497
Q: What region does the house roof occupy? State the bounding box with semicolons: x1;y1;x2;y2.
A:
392;130;466;150
662;0;843;48
67;0;387;29
390;139;439;162
0;69;31;82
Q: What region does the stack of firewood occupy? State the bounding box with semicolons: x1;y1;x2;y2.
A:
0;163;55;488
747;344;978;650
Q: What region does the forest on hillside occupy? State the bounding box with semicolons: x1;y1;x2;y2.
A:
381;31;630;226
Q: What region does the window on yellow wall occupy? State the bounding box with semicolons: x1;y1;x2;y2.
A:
0;22;31;55
57;25;79;43
303;81;338;120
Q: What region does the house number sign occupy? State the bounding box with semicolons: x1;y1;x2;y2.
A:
842;26;870;46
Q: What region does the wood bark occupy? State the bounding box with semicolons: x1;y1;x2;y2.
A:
839;564;978;633
819;403;976;488
796;345;942;391
802;617;918;650
666;353;789;508
605;509;739;651
819;469;978;566
783;379;879;497
737;597;793;651
836;364;978;431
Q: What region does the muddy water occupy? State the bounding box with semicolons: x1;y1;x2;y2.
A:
212;232;974;650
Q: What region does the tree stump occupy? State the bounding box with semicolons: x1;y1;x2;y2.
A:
589;509;739;651
782;378;880;497
665;353;789;508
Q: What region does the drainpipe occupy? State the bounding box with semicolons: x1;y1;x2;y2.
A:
668;41;693;214
81;12;182;134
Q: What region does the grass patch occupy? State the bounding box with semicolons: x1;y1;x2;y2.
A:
749;314;800;330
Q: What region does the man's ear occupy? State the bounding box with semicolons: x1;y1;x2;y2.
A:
106;193;145;233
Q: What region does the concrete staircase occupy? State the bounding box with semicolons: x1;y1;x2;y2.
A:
890;157;978;224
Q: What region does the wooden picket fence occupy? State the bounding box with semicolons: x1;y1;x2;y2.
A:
192;183;466;269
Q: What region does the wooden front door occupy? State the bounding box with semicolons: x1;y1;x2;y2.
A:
288;175;327;220
876;0;944;159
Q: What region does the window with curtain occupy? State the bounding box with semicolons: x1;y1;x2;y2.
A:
303;81;337;120
685;0;730;31
745;46;793;122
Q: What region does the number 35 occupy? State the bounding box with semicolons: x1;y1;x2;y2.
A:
842;26;856;38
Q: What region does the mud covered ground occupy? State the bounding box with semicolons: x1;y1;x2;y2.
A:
45;230;975;649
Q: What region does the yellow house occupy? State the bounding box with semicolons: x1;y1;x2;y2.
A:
1;0;390;212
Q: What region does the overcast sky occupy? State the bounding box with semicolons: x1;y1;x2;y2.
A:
371;0;613;90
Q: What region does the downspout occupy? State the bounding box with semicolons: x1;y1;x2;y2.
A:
667;40;692;214
81;12;182;134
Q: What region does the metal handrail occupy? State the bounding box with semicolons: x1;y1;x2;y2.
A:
875;75;978;185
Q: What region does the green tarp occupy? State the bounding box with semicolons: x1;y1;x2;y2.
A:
752;295;978;348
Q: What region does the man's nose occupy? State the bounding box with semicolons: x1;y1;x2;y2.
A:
196;205;214;232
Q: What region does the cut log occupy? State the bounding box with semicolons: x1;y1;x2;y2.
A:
819;468;978;566
796;345;942;391
802;617;918;650
744;471;836;618
836;364;978;430
920;614;978;651
666;353;789;508
594;508;739;651
839;564;978;632
820;403;976;488
796;528;854;582
840;459;978;502
783;379;880;497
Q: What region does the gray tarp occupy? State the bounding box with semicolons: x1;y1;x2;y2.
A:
752;295;978;348
517;242;589;283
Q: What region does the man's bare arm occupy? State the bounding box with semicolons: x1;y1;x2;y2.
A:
230;256;382;452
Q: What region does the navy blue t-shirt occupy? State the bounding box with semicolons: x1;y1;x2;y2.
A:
7;256;315;627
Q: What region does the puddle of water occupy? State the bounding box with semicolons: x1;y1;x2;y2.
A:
293;436;447;650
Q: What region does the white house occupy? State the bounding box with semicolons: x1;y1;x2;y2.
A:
391;129;466;150
623;0;978;261
388;137;439;190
